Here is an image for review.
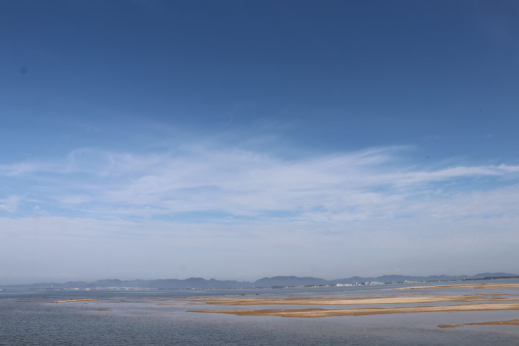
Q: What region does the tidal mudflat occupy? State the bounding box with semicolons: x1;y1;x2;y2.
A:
190;302;519;318
2;280;519;345
189;282;519;322
193;294;519;306
51;299;100;303
388;283;519;290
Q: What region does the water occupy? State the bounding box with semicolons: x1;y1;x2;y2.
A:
1;280;519;345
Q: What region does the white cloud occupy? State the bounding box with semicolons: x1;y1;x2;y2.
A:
0;196;23;213
1;142;519;281
1;145;519;223
58;195;93;205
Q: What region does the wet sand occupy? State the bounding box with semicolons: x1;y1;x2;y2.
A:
466;319;519;326
439;319;519;328
389;283;519;290
438;324;461;328
189;302;519;318
197;294;518;306
51;299;99;303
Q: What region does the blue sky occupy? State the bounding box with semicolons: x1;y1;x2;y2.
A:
1;0;519;284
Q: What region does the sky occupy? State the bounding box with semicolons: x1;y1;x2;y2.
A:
1;0;519;284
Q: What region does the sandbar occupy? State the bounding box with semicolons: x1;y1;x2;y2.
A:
466;319;519;326
189;302;519;318
389;283;519;290
438;324;461;328
439;319;519;328
197;294;518;306
51;299;99;303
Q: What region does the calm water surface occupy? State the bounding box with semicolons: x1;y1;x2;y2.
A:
1;280;519;345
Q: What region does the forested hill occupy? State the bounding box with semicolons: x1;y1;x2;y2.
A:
2;273;517;290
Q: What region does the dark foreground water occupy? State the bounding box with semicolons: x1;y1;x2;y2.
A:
1;280;519;345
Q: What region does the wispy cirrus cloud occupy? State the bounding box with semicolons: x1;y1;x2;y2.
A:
1;143;519;281
1;145;518;223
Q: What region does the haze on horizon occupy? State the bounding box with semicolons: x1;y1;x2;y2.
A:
1;0;519;285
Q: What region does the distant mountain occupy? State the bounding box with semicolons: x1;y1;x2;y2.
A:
471;272;517;278
254;276;329;287
1;272;517;290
